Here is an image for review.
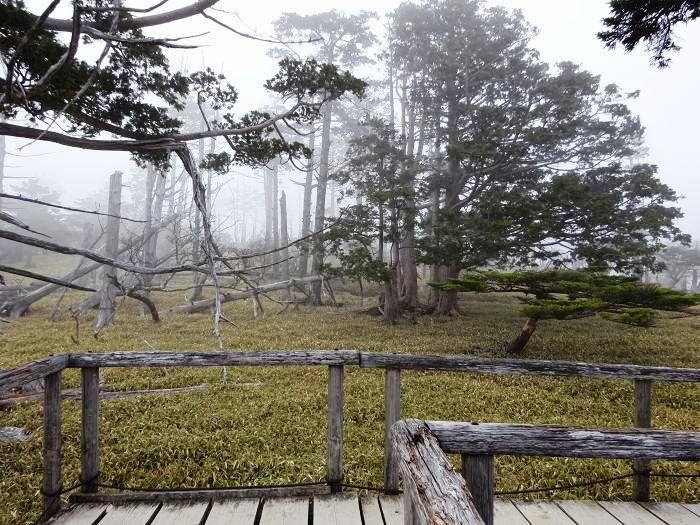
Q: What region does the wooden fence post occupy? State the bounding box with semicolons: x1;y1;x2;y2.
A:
633;379;652;501
462;454;495;525
384;368;401;493
81;368;100;493
327;365;344;492
42;371;62;521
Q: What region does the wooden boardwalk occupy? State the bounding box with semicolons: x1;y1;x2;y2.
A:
49;495;700;525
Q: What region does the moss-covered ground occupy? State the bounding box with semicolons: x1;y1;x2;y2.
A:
0;288;698;524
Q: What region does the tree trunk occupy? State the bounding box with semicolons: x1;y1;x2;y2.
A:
506;318;538;354
298;127;316;277
382;277;401;324
0;120;5;214
280;191;290;298
93;171;122;331
271;164;280;279
311;101;333;305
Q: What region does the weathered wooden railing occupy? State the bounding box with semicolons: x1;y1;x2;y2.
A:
392;419;700;525
1;350;699;522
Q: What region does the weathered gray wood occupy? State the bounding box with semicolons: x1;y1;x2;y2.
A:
314;494;362;524
1;383;208;407
68;349;359;368
97;503;160;525
259;497;309;525
206;498;260;524
633;379;653;502
162;275;324;314
360;353;700;382
80;368;99;494
392;420;486;525
599;502;666;524
514;501;577;524
150;501;208;524
384;368;401;493
426;420;700;460
42;371;62;521
493;500;529;525
360;496;384;525
555;500;624;525
403;489;414;525
327;364;344;492
0;354;68;393
684;504;700;518
641;503;700;525
461;454;494;525
69;484;329;503
379;495;404;525
49;504;108;525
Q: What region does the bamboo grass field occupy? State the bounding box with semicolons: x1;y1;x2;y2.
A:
1;289;699;524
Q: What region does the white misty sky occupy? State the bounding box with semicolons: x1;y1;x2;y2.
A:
4;0;699;242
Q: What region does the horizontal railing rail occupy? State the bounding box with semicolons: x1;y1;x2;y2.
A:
1;349;698;522
393;419;700;525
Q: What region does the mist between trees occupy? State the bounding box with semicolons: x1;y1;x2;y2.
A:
0;0;698;338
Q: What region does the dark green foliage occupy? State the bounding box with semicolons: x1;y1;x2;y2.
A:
0;2;366;170
432;268;700;326
599;0;700;67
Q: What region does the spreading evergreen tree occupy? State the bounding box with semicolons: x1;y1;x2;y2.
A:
432;268;700;353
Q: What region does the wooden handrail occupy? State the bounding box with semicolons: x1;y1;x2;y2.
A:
394;418;700;525
0;354;68;393
392;419;485;525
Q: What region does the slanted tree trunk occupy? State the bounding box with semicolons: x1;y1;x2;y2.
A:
298;127;316;277
94;171;122;331
311;101;333;305
279;191;290;298
506;318;538;354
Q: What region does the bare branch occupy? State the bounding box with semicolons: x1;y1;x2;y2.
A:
0;193;147;223
0;265;96;293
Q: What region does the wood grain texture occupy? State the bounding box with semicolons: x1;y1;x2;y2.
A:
80;368;99;494
633;379;653;502
514;501;577;524
0;354;68;393
360;353;700;382
258;497;309;525
49;504;107;525
42;371;62;521
360;496;384;525
392;419;485;525
384;368;401;493
206;499;260;525
641;503;700;525
379;495;404;525
327;365;344;492
426;420;700;460
97;503;160;525
599;502;667;524
314;494;361;524
150;501;208;524
462;454;494;525
555;500;624;525
69;349;359;368
493;500;530;525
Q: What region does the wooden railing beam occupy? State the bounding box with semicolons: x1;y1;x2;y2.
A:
80;368;100;494
633;379;653;501
462;454;495;525
42;370;62;521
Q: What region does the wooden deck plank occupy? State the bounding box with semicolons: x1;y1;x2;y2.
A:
151;502;209;525
599;502;667;525
514;501;577;524
205;498;260;524
642;503;700;525
684;505;700;518
360;496;385;525
556;501;623;525
379;495;403;525
98;503;160;525
259;497;309;525
314;494;361;524
494;500;530;524
50;504;108;525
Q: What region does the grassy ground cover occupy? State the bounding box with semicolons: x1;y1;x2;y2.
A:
0;288;698;524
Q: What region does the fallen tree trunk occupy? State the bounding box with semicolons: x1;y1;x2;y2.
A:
162;275;324;315
0;215;177;319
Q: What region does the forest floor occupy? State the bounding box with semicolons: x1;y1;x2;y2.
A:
0;285;698;524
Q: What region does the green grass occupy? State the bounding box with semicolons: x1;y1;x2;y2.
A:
0;288;699;524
